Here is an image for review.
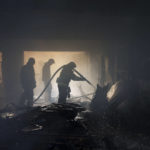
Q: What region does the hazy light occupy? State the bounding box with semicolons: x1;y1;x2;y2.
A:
107;83;117;101
24;51;97;105
1;112;15;119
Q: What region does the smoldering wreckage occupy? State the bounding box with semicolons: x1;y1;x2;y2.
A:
1;75;150;150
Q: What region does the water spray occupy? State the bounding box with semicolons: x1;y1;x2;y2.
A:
73;69;96;89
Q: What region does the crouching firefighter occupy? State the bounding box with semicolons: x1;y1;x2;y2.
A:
57;62;85;103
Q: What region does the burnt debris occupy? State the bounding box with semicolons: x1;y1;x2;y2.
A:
1;79;150;150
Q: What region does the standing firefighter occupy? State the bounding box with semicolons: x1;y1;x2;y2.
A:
20;58;36;107
57;62;85;103
42;59;55;103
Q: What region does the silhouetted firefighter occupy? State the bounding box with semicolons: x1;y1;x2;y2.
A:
57;62;85;103
20;58;36;107
42;59;55;102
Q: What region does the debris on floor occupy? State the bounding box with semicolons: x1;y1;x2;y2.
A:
1;79;150;150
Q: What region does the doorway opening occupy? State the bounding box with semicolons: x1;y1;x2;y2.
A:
24;51;97;106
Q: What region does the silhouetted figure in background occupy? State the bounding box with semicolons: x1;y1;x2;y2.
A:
57;62;85;103
42;59;55;103
20;58;36;107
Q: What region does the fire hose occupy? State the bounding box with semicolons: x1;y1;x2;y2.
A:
73;69;96;89
34;66;64;103
34;66;96;103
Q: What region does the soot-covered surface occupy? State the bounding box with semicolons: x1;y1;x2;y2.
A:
1;82;150;150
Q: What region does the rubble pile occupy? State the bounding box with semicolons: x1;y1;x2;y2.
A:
85;79;150;150
0;103;100;150
1;79;150;150
90;79;150;130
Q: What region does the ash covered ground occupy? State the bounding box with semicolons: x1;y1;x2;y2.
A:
0;79;150;150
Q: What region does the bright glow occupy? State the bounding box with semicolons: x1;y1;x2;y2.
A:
24;51;97;105
107;83;118;101
1;112;15;119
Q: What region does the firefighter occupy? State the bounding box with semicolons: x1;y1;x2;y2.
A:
42;59;55;102
20;58;36;107
57;62;85;103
